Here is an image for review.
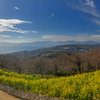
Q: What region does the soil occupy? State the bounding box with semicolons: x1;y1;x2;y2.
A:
0;90;21;100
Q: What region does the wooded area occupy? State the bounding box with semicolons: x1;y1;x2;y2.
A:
0;49;100;78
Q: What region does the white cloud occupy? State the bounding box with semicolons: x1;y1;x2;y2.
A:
42;35;100;42
76;33;87;36
84;0;95;8
51;13;55;17
31;31;38;33
66;0;100;18
48;13;55;18
0;40;33;43
13;7;19;10
0;19;32;34
92;19;100;26
0;35;11;38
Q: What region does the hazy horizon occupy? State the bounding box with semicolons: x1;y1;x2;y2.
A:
0;40;99;54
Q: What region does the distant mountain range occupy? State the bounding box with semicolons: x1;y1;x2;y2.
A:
0;40;99;54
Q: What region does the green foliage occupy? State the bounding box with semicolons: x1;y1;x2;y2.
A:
55;71;77;76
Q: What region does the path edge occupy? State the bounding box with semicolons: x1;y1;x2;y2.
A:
0;83;74;100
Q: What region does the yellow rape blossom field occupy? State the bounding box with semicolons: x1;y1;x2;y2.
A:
0;69;100;100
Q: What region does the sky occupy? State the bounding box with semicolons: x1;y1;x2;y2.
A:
0;0;100;44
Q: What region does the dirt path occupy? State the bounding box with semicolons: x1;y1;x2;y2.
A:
0;90;21;100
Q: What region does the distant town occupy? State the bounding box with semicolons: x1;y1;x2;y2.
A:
6;44;100;58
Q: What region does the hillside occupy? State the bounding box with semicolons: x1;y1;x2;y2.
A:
6;44;100;58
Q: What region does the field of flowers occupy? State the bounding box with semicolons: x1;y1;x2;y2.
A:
0;69;57;80
0;69;100;100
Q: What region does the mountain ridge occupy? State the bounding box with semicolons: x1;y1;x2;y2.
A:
0;40;99;54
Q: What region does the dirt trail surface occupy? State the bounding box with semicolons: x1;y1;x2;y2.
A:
0;90;21;100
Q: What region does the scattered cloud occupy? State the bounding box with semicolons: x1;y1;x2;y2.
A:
13;7;19;10
1;34;100;43
42;35;100;42
31;31;38;33
66;0;100;18
76;33;88;36
84;0;96;8
96;30;100;32
0;19;33;34
92;19;100;26
91;35;100;38
48;13;55;18
0;35;11;38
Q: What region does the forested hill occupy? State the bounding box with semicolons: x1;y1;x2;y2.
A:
6;44;100;58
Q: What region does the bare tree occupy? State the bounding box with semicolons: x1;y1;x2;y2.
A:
69;53;84;74
33;57;48;77
0;59;4;70
90;49;100;71
52;58;60;78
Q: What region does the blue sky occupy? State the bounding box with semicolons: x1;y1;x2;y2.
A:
0;0;100;43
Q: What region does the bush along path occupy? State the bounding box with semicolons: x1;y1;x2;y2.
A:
0;83;74;100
